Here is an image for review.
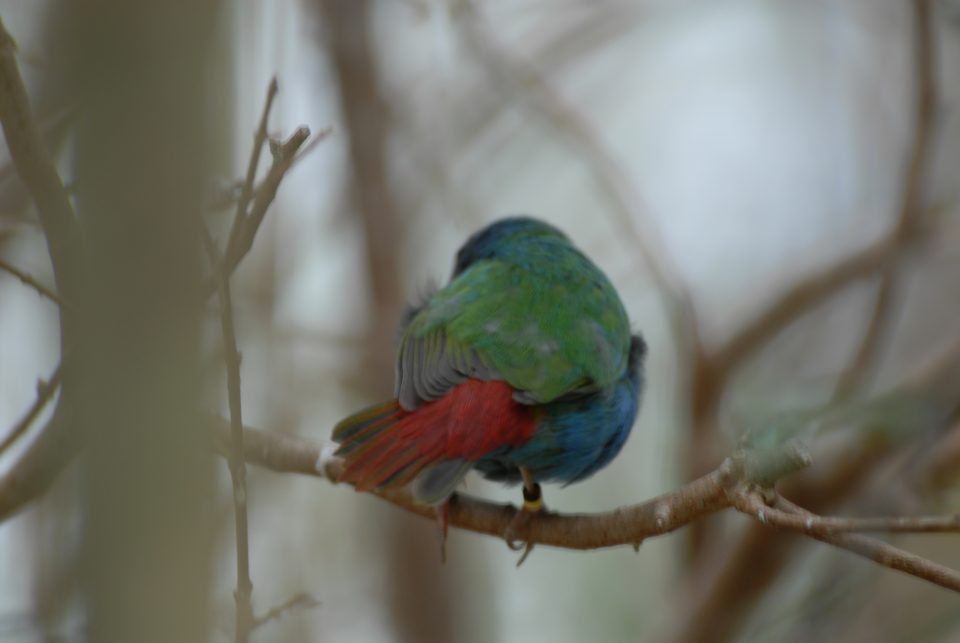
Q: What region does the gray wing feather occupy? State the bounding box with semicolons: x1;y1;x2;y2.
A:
396;328;501;410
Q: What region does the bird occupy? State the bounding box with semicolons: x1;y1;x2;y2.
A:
332;216;645;562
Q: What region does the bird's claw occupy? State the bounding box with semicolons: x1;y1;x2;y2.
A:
502;479;543;566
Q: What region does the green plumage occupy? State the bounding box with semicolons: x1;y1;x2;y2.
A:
395;218;630;410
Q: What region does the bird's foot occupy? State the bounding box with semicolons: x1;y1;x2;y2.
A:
503;481;543;567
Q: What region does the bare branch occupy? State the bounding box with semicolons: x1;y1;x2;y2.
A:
831;0;936;401
216;420;741;549
770;495;960;593
0;17;81;299
224;78;278;264
0;363;62;455
203;229;253;643
216;421;960;592
0;257;59;304
218;126;319;283
735;491;960;535
252;592;319;631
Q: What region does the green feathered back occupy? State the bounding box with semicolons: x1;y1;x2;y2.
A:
395;218;631;410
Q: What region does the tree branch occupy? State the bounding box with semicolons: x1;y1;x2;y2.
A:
769;495;960;593
0;80;323;524
0;16;81;300
0;257;59;304
224;78;278;265
213;420;960;593
0;363;62;455
735;491;960;535
203;229;253;643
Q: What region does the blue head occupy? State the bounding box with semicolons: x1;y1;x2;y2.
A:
452;216;568;277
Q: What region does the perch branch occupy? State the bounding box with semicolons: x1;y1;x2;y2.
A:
212;421;960;592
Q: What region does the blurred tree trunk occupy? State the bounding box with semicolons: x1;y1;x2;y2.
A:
319;2;458;642
49;2;220;641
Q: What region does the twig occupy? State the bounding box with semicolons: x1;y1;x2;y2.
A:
831;0;936;401
0;363;62;455
252;592;319;630
771;496;960;593
225;78;278;264
0;257;59;304
831;274;896;400
203;229;254;643
219;126;315;282
734;491;960;535
0;17;81;299
0;78;319;524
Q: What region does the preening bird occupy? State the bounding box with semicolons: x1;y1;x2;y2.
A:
332;216;645;561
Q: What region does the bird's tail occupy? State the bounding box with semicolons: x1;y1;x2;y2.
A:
332;399;471;503
333;380;535;504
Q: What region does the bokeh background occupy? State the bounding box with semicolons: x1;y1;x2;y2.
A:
1;1;960;641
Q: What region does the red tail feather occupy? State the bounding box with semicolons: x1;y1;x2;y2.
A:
333;379;537;493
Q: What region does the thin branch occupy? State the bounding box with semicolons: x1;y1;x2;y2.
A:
203;229;253;643
831;274;895;400
831;0;936;401
0;363;62;455
707;237;901;391
252;592;319;631
225;77;278;264
216;125;318;286
770;496;960;593
0;82;321;524
0;257;59;304
0;17;81;299
734;491;960;535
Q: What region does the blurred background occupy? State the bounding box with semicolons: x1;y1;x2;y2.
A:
1;0;959;641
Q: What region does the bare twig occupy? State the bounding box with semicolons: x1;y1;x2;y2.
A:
218;125;316;283
203;229;253;643
832;0;936;401
0;363;62;455
252;592;319;630
735;491;960;535
0;17;81;531
224;78;278;264
0;79;319;524
0;257;59;304
770;496;960;593
832;274;896;400
0;17;81;299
